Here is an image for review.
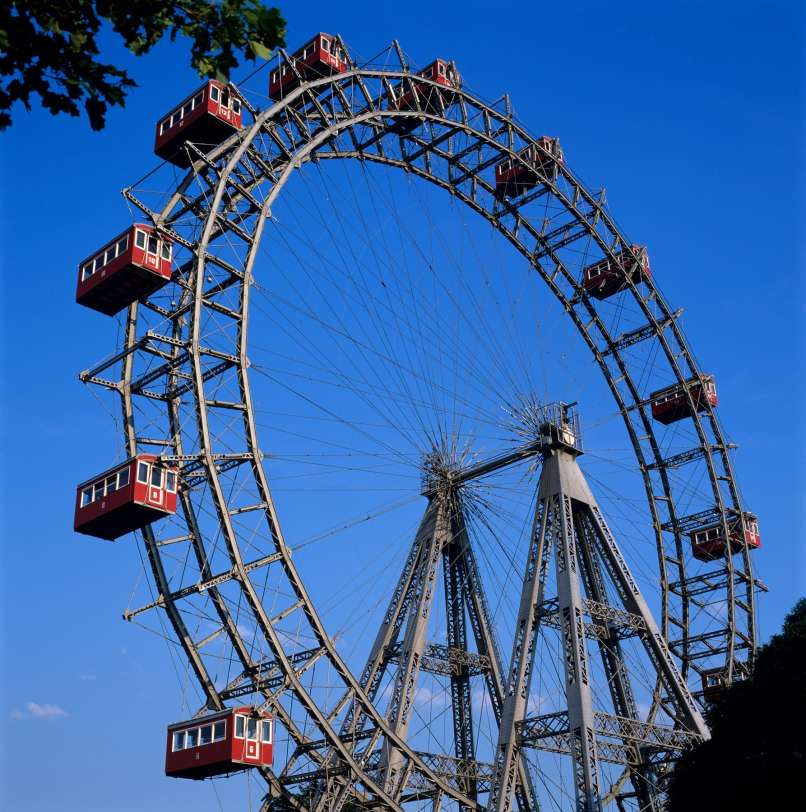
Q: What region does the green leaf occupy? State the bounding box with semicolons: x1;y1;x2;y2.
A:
248;39;274;60
1;0;286;130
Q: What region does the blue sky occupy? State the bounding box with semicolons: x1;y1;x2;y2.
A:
1;1;803;810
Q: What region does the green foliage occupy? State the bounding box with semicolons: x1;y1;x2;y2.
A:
668;598;806;811
0;0;285;130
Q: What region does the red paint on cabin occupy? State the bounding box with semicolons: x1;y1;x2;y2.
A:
165;707;274;780
154;80;242;167
388;59;461;131
269;33;348;100
690;513;761;562
74;454;178;541
582;245;651;300
650;375;718;425
700;669;723;702
495;137;564;198
75;225;173;316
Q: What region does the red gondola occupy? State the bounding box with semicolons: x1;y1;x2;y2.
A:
495;137;564;198
154;80;243;168
74;454;178;541
690;512;761;561
269;33;349;101
700;668;723;702
582;245;651;300
165;707;274;780
388;59;461;131
75;225;173;316
650;374;717;425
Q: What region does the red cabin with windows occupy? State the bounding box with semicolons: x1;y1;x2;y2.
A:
389;59;461;130
75;225;173;316
269;33;348;100
700;668;724;702
155;80;243;167
690;512;761;561
495;137;564;198
166;707;274;780
582;245;651;300
650;374;718;425
74;454;178;541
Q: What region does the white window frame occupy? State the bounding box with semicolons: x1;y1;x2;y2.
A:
117;467;130;488
165;471;178;493
135;230;146;250
200;724;213;746
261;719;272;743
213;720;226;741
150;466;164;488
246;717;258;740
172;730;186;751
137;461;150;484
186;727;199;748
81;487;93;507
210;85;220;102
235;714;246;739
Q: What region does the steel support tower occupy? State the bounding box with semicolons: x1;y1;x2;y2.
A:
306;404;708;811
489;405;708;812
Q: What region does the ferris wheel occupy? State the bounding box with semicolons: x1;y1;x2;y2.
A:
73;33;765;812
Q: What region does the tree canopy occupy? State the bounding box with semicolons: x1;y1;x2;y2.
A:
0;1;286;130
668;597;806;810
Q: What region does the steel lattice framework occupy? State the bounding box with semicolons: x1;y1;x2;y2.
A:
80;39;762;811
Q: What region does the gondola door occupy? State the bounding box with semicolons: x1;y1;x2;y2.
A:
143;232;160;271
147;465;165;508
244;717;260;761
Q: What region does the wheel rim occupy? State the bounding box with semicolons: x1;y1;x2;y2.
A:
83;45;758;809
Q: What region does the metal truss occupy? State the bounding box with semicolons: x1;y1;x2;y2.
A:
302;464;538;812
384;641;492;678
518;711;700;765
79;37;761;810
489;419;707;812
